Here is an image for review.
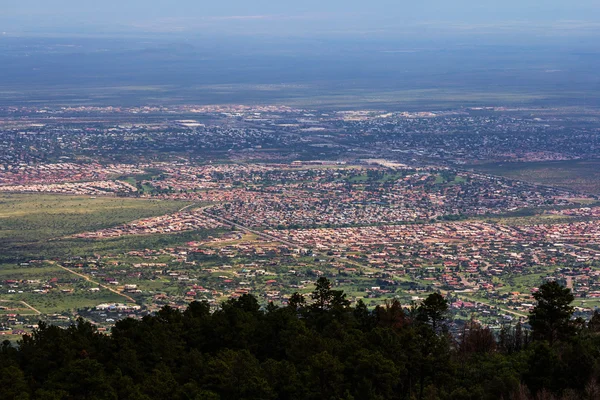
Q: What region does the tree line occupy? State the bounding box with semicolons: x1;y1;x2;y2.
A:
2;278;600;400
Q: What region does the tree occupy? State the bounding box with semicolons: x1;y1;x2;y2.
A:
304;351;345;399
311;277;333;310
417;293;448;333
588;310;600;333
0;366;30;400
14;286;600;399
203;349;275;400
184;301;211;319
459;318;496;355
353;299;376;331
375;299;407;330
309;277;349;312
529;281;575;344
515;321;524;352
288;292;305;310
330;290;351;311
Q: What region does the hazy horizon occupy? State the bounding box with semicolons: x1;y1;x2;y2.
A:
1;1;599;108
2;0;600;42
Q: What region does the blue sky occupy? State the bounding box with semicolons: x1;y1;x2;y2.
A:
2;0;600;38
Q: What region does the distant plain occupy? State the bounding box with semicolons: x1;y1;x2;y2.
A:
1;36;599;109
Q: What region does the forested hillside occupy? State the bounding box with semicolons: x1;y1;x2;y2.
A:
1;278;599;400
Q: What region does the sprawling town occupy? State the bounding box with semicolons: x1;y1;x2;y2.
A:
2;104;600;338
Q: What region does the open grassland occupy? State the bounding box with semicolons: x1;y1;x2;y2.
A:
469;159;600;195
5;290;126;314
2;228;226;261
0;263;66;279
38;228;226;259
0;194;193;260
496;267;557;295
0;299;35;315
0;262;129;314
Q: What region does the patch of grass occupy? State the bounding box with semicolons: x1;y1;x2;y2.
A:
0;262;129;313
469;159;600;195
345;172;405;184
8;290;126;314
0;264;66;279
8;228;226;260
0;300;32;314
497;268;556;294
0;194;193;260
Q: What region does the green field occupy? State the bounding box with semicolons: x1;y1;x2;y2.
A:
0;299;35;315
34;228;225;259
0;262;131;314
0;263;66;280
498;269;554;294
469;159;600;195
0;194;192;260
6;290;126;314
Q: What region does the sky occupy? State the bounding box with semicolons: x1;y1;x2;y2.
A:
2;0;600;39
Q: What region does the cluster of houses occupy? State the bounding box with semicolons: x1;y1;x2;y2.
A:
205;166;582;228
0;179;138;196
0;163;144;186
344;110;600;164
269;218;600;268
73;209;226;238
0;160;587;230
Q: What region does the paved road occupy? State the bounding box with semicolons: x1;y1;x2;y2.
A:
202;210;303;249
178;202;200;213
204;210;388;276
